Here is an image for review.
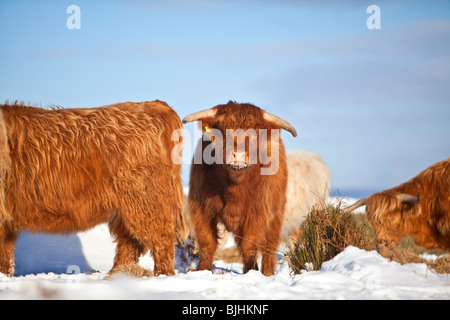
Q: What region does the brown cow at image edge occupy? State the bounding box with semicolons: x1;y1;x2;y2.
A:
0;101;183;276
344;158;450;251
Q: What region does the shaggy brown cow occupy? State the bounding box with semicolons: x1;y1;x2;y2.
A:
344;158;450;251
183;101;297;276
0;101;183;276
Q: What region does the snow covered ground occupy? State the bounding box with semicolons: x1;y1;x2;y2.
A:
1;217;449;300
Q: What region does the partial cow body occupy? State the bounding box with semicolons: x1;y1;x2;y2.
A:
0;101;183;276
345;158;450;251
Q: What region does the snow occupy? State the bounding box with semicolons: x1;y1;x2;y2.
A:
1;224;448;300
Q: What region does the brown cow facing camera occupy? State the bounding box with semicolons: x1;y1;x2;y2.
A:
344;158;450;251
0;101;183;277
183;101;297;276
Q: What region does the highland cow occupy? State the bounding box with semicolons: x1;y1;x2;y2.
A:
0;101;183;276
183;101;297;276
344;158;450;251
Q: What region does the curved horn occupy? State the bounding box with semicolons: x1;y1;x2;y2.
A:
396;193;420;204
342;198;367;213
262;111;298;137
182;108;217;124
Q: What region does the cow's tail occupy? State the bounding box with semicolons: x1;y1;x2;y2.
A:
0;107;11;223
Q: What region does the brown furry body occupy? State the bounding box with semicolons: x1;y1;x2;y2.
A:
365;159;450;250
0;101;183;276
187;102;291;276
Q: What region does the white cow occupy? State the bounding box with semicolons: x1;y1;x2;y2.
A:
282;150;330;240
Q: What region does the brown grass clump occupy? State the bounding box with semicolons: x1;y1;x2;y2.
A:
378;244;450;274
286;200;376;273
428;256;450;274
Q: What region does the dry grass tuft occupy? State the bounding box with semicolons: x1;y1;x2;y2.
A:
428;256;450;274
378;245;450;274
286;199;376;273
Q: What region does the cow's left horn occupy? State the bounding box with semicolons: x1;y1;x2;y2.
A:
182;108;217;124
342;198;367;213
262;111;298;137
396;192;420;204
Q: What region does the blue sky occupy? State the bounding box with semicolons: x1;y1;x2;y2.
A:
1;0;449;193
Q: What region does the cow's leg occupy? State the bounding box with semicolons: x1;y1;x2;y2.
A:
142;193;177;276
113;197;177;276
191;210;218;271
196;222;219;271
234;211;282;276
0;227;17;276
260;213;283;276
146;220;176;276
135;199;176;276
260;247;278;276
234;229;260;273
108;169;178;276
108;214;145;271
236;236;259;273
110;214;175;277
260;233;280;276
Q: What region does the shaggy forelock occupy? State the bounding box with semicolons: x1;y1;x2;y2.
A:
366;193;402;223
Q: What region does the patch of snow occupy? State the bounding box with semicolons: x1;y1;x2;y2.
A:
2;226;449;299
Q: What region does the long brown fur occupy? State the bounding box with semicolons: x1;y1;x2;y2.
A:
0;101;183;276
364;158;450;251
187;101;292;276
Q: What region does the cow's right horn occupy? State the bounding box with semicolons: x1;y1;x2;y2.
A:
262;111;298;137
396;192;420;204
182;108;217;124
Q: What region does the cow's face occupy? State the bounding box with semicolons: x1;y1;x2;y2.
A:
184;102;296;179
365;192;421;248
201;120;272;179
222;127;258;172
